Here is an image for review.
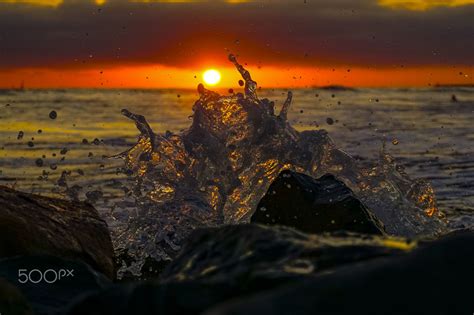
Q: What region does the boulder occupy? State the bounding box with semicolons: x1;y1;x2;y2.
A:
159;224;400;284
0;255;111;315
66;224;411;315
0;277;33;315
205;231;474;315
252;170;385;235
0;186;115;279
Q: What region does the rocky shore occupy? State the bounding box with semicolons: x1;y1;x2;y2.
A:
0;169;471;314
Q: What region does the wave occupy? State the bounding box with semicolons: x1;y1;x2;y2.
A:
110;55;446;278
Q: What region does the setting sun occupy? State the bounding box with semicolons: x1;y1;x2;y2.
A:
203;69;221;86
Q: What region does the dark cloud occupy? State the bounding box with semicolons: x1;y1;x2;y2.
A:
0;0;472;69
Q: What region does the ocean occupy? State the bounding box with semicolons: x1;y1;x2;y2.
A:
1;87;473;227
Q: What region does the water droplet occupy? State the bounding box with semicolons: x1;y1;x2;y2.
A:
35;158;44;167
49;111;57;119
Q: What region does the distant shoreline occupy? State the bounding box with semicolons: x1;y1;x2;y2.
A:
434;84;474;88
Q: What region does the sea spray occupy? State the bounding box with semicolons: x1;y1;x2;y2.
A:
111;55;445;278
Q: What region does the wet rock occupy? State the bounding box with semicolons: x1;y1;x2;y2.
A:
252;170;385;235
161;224;401;283
0;255;111;315
0;277;33;315
66;224;410;315
0;186;115;279
206;231;474;315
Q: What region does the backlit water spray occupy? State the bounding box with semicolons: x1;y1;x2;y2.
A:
109;55;445;278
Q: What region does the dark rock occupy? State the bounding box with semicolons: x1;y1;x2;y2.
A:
160;224;400;283
252;170;385;235
66;224;410;315
0;186;115;279
206;231;474;315
0;255;111;315
0;277;33;315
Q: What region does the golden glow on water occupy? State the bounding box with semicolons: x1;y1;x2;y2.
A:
0;0;63;6
378;0;474;10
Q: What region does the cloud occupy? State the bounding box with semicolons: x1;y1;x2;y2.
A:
0;0;472;70
0;0;254;5
2;0;474;9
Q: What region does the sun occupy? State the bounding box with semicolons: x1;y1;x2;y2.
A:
203;69;221;86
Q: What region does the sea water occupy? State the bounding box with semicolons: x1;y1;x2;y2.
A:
1;63;473;276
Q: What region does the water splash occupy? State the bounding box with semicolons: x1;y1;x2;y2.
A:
111;54;445;278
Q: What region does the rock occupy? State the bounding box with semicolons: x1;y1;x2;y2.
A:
205;231;474;315
0;255;111;315
252;170;385;235
0;278;33;315
160;224;402;283
0;186;115;279
66;224;411;315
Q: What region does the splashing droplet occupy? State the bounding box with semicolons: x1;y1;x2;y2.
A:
49;111;57;119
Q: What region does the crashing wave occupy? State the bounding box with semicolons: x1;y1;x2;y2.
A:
109;54;445;278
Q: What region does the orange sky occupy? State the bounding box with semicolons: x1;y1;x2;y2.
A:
0;65;472;89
